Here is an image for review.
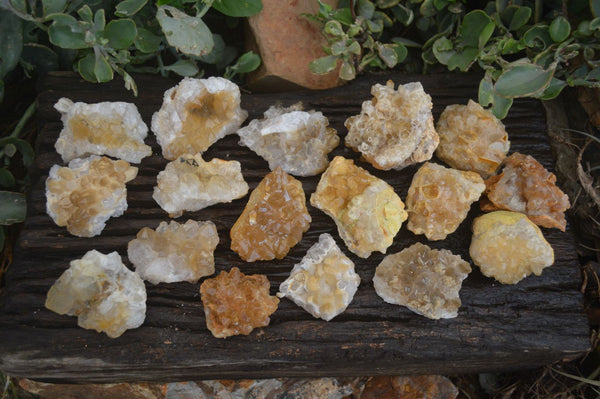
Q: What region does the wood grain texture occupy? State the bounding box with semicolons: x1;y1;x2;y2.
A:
0;71;590;383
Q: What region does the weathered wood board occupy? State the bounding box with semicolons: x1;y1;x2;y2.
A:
0;72;590;383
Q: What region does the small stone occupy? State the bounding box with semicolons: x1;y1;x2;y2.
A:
237;103;339;176
153;154;249;218
151;77;247;160
406;162;485;240
373;243;471;319
54;98;152;164
230;167;311;262
361;375;458;399
436;100;510;178
310;156;408;258
483;152;571;231
278;233;360;321
470;211;555;284
45;250;146;338
45;155;138;237
127;220;219;284
200;267;279;338
18;379;165;399
344;81;438;170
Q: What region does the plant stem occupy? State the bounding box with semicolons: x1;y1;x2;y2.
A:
534;0;542;24
10;102;36;139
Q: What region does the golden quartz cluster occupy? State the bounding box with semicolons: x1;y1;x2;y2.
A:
44;76;571;339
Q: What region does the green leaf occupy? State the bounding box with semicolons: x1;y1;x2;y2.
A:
156;5;214;56
523;25;552;49
377;43;398;68
8;0;27;14
348;41;361;54
196;33;226;64
495;63;554;97
501;38;524;54
391;4;414;26
94;53;113;82
377;0;399;8
549;16;571;42
357;0;375;19
419;0;436;17
211;0;262;17
447;47;479;71
432;36;454;65
48;21;88;49
14;139;34;168
324;20;344;36
478;77;513;119
592;0;600;17
0;169;15;188
134;27;162;53
458;10;494;48
339;60;355;80
536;78;566;99
230;51;260;73
104;19;137;50
164;59;198;76
434;0;448;10
78;52;112;82
4;143;16;157
93;9;105;31
115;0;147;17
0;191;26;225
332;8;353;25
309;55;338;74
0;11;23;80
77;5;93;22
331;40;347;56
42;0;68;16
591;17;600;30
509;6;531;31
366;18;383;33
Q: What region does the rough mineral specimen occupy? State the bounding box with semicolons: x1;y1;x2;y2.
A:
127;220;219;284
278;233;360;321
482;152;571;231
45;250;146;338
406;162;485;240
54;98;152;164
45;155;138;237
344;80;438;170
310;156;408;258
200;267;279;338
153;154;249;218
237;103;339;176
230;167;311;262
373;243;471;319
470;211;554;284
436;100;509;178
151;77;247;160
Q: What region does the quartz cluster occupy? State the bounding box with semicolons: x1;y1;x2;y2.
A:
152;77;247;160
470;211;554;284
54;98;152;164
127;220;219;284
310;156;407;258
406;162;485;240
482;152;570;231
153;154;249;218
45;250;147;338
436;100;510;178
344;81;438;170
45;155;138;237
237;103;339;176
230;167;311;262
373;243;471;319
278;233;360;321
200;267;279;338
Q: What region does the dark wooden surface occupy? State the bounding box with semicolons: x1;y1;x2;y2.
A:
0;71;590;383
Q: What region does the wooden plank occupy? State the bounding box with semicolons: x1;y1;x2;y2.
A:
0;71;590;383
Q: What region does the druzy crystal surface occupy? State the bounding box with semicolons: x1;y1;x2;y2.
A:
45;155;138;237
237;103;339;176
436;100;509;178
45;250;147;338
153;154;249;218
470;211;554;284
373;242;471;319
152;77;247;160
230;167;311;262
406;162;485;240
200;267;279;338
54;98;151;164
483;152;571;231
344;81;438;170
310;156;407;258
127;220;219;284
278;233;360;321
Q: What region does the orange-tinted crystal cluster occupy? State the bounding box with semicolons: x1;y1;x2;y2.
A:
200;267;279;338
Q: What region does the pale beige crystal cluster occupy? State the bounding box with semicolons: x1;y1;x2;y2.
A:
200;267;279;338
54;98;152;164
406;162;485;240
278;233;360;321
482;152;571;231
151;77;247;160
237;103;339;176
45;250;147;338
436;100;510;178
373;243;471;319
230;167;311;262
127;220;219;284
45;155;138;237
310;156;408;258
470;211;554;284
153;154;249;218
344;81;438;170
